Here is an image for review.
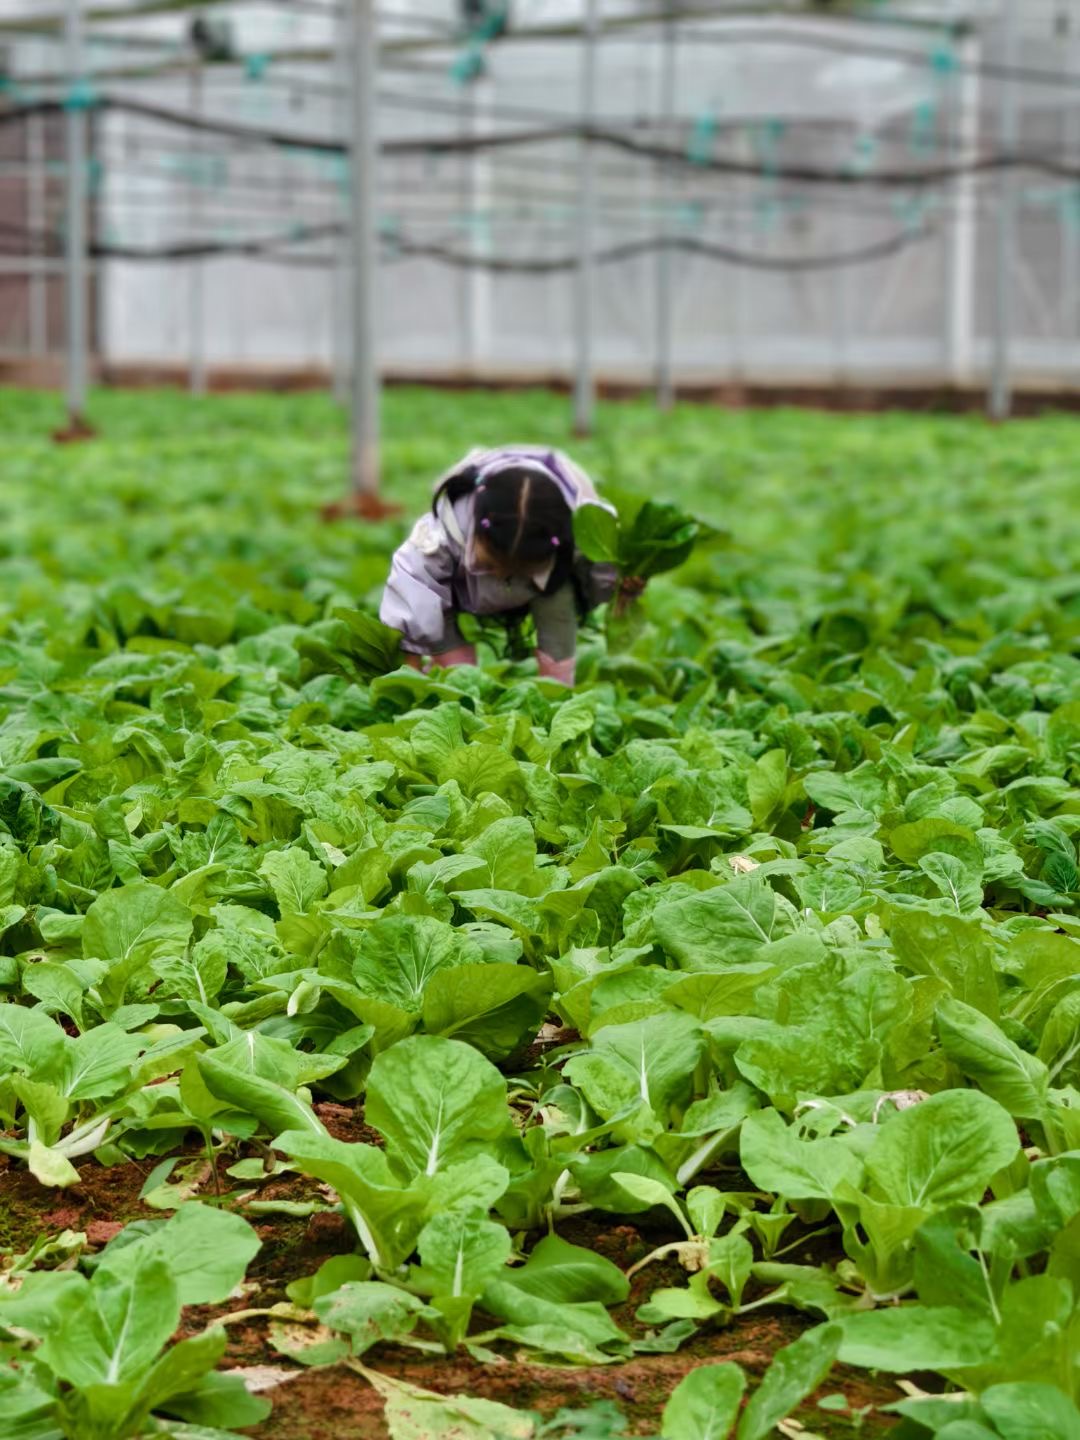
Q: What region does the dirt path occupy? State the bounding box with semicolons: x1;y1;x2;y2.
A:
1;1113;904;1439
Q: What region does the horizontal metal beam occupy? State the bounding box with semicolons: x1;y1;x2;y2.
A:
0;1;972;50
0;256;101;273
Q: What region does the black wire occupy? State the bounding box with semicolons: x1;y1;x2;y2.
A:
84;85;979;165
0;96;1067;192
9;4;1075;94
0;212;933;272
394;225;937;274
12;8;1080;107
1;0;344;30
0;0;963;36
86;125;995;207
38;149;1049;225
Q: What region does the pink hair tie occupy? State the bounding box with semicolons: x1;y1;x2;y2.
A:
551;536;561;548
480;516;492;530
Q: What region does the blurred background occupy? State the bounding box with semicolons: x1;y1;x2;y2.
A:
0;0;1076;452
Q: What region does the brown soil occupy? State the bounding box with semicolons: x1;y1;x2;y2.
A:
246;1311;900;1440
1;1154;160;1251
51;416;98;444
321;495;405;523
312;1103;383;1146
3;356;1078;417
2;1118;902;1440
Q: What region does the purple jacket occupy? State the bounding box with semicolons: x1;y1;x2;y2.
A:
380;446;619;657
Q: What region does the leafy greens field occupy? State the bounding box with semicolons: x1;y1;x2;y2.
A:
1;386;1080;1440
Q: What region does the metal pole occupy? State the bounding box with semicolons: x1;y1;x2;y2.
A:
331;2;351;405
27;113;47;357
349;0;380;498
946;31;980;387
1062;93;1078;361
189;60;206;396
573;0;598;436
732;129;749;382
462;75;494;374
64;0;88;427
654;5;676;411
458;81;473;371
990;0;1018;419
833;129;853;384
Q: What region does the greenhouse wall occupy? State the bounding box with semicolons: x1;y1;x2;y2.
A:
3;2;1080;391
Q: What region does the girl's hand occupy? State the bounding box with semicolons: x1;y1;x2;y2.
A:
614;575;646;617
536;650;575;686
432;644;478;669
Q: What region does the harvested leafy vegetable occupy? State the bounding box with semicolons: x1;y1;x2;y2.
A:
573;492;722;632
573;494;719;581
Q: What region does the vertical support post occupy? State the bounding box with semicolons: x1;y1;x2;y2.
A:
332;1;351;404
462;75;494;373
654;3;676;411
732;128;749;382
64;0;88;427
1062;93;1077;360
946;30;980;386
27;112;47;357
573;0;598;436
833;126;854;383
349;0;380;498
458;81;474;370
189;60;206;396
989;0;1017;420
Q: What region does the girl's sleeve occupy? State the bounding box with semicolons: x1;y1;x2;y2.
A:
571;553;619;610
379;515;458;655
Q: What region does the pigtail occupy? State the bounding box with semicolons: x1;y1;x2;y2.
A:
431;463;481;517
538;536;575;595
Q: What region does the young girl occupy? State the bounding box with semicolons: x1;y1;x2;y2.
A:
380;446;620;686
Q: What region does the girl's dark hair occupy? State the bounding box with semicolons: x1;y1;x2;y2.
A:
433;464;574;592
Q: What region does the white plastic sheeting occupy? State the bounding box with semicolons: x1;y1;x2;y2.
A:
3;1;1080;388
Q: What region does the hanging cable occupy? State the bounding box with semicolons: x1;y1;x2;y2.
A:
11;93;1078;192
0;211;934;273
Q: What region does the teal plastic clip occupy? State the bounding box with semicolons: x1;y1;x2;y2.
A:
892;194;926;232
63;79;98;112
930;42;958;77
909;99;937;156
379;216;402;255
688;112;717;167
754;196;781;234
675;200;704;232
463;209;493;238
849;132;877;175
451;43;485;86
1061;189;1080;231
451;4;506;86
753;119;785;180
